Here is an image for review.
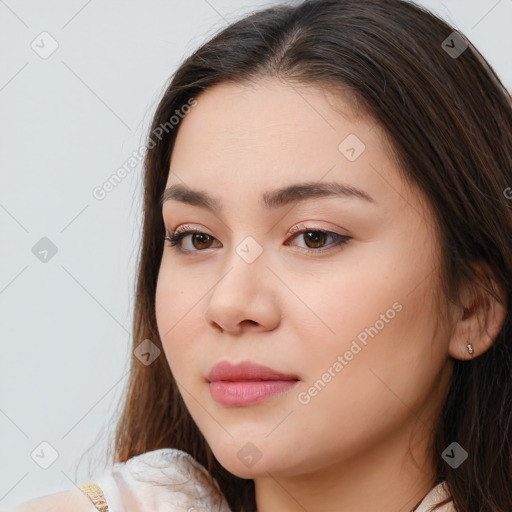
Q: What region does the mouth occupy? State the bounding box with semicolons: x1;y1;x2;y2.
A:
208;379;300;407
206;360;300;407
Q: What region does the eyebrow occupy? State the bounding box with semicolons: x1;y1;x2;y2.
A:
160;181;377;212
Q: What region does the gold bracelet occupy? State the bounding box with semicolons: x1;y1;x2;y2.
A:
78;483;109;512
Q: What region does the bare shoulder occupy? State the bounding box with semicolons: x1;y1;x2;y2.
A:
6;489;97;512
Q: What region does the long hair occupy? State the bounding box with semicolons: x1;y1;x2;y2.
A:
109;1;512;510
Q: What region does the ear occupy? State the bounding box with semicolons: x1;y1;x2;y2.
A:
448;260;507;360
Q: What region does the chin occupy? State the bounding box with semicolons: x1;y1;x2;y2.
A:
208;439;291;479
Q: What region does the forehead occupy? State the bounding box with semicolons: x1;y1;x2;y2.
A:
171;79;373;160
166;79;426;219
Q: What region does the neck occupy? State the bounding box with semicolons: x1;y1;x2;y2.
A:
253;420;438;512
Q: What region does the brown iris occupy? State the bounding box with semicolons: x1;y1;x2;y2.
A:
302;231;327;249
191;233;214;250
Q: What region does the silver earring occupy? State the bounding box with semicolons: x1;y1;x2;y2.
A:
467;342;473;356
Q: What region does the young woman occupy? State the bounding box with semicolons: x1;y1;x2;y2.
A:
10;0;512;510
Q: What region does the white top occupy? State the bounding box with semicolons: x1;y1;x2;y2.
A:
82;448;454;512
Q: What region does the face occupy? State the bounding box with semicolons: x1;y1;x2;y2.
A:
155;78;454;480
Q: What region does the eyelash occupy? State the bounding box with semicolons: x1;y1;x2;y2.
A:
163;225;351;255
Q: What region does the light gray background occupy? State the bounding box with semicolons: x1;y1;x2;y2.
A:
1;0;511;508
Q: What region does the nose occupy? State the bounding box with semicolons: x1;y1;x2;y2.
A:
204;248;281;335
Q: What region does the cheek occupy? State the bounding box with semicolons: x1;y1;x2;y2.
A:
285;270;443;466
155;256;201;331
286;254;409;353
155;266;193;366
290;238;441;394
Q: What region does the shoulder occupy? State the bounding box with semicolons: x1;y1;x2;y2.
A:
416;481;455;512
6;489;97;512
111;447;220;486
95;448;232;511
7;448;232;512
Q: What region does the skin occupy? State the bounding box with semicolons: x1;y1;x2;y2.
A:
154;78;506;512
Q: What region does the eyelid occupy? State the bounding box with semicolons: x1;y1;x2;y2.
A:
166;222;348;240
172;223;208;235
164;222;351;255
286;222;348;238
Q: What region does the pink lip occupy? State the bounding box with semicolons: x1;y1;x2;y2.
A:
206;360;300;407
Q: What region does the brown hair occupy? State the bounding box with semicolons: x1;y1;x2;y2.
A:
108;1;512;510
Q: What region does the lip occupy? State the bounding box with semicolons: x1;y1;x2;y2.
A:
206;360;300;407
206;360;299;382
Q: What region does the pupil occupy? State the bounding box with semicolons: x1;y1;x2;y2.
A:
306;231;325;248
194;233;210;248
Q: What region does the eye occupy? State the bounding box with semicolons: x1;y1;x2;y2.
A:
164;226;220;253
285;228;351;254
164;226;351;254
